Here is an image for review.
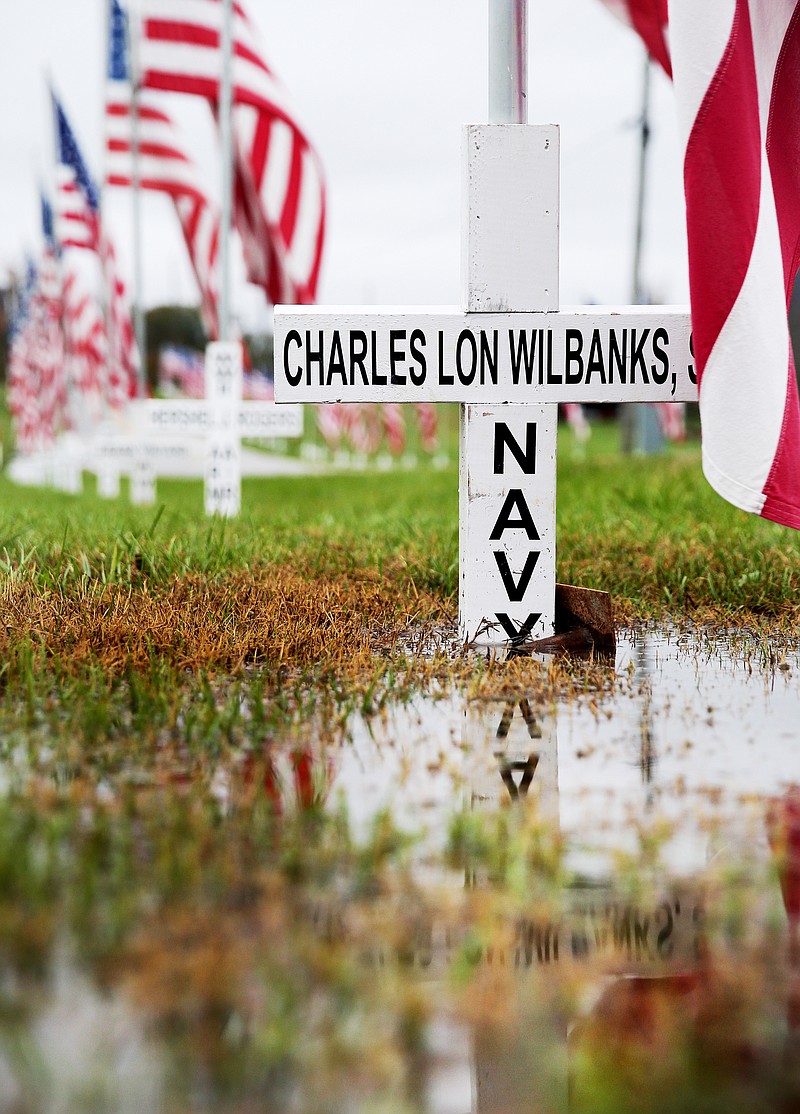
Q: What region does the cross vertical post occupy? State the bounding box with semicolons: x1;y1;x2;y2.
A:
204;340;243;517
459;0;559;646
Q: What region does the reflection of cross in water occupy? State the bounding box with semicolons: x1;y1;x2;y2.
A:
636;641;657;788
495;698;541;800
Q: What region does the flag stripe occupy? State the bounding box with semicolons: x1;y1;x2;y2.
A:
682;3;761;376
139;0;326;306
611;0;800;529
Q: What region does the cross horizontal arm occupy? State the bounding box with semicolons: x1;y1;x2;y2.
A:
132;399;304;438
274;305;696;404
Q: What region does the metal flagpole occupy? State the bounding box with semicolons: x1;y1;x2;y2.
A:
218;0;234;343
632;53;652;305
624;51;663;453
129;0;147;397
488;0;527;125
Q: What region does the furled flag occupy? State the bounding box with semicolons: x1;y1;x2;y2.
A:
53;91;139;407
106;0;220;337
138;0;326;306
600;1;800;530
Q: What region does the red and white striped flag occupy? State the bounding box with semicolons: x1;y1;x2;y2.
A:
8;252;68;452
655;402;686;443
381;403;406;456
62;264;109;412
601;0;671;75
139;0;326;306
602;0;800;529
106;0;220;337
54;91;139;407
414;402;439;454
346;404;382;456
315;402;345;450
54;168;100;253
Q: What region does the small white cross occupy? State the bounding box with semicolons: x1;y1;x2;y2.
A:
130;341;304;515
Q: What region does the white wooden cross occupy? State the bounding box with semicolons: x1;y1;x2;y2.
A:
273;12;698;648
131;341;304;515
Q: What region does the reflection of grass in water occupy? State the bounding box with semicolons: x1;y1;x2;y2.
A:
0;677;796;1112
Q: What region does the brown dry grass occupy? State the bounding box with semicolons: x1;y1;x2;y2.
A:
0;561;449;675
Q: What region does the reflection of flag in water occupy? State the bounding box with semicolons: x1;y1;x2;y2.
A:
600;0;800;530
766;785;800;1052
241;745;334;814
139;0;326;306
106;0;220;338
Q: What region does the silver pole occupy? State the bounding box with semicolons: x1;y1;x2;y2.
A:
631;52;652;304
218;0;234;342
488;0;527;124
130;51;145;401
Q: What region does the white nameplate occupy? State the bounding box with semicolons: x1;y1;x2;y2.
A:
274;306;696;404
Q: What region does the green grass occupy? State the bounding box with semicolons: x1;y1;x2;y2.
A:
2;415;798;621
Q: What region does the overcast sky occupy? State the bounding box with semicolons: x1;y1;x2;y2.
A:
0;0;689;332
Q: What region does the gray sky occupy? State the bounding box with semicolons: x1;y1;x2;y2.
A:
0;0;689;331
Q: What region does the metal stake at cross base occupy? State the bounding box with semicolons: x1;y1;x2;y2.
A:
459;0;559;646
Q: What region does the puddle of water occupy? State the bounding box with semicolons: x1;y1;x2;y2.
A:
313;630;800;874
3;628;800;1113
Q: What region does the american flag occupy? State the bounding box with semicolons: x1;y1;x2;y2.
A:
138;0;326;306
7;208;69;453
345;404;382;455
106;0;220;337
600;0;670;76
414;402;439;454
158;343;206;396
7;260;47;452
53;91;139;407
242;368;274;400
315;403;345;450
62;266;109;411
655;402;686;444
562;402;591;444
53;96;100;252
602;1;800;529
381;403;406;456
